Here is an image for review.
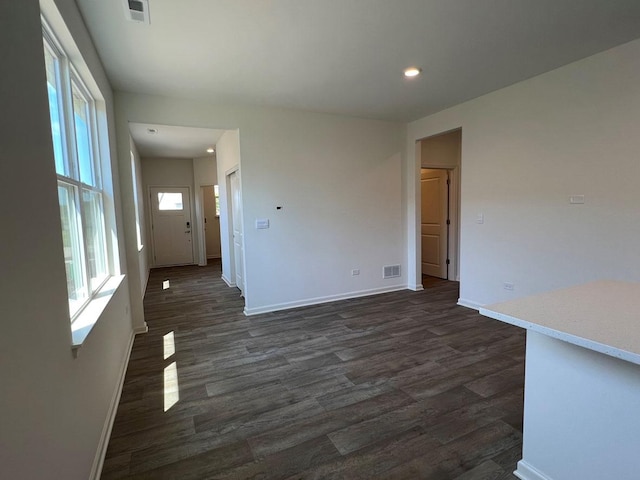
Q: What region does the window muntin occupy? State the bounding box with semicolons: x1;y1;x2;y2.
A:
43;24;111;321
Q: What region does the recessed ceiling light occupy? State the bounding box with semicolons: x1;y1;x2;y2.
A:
206;148;214;153
404;67;422;78
147;128;158;134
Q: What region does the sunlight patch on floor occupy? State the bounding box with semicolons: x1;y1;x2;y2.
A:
163;331;175;360
163;361;179;412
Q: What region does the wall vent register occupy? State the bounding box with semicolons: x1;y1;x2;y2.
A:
123;0;150;24
383;265;401;279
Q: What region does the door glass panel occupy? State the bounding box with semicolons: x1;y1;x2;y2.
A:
158;192;184;211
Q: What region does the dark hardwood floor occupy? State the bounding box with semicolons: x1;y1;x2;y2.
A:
101;261;525;479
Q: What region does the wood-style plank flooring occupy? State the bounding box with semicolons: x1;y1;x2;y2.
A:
101;261;525;479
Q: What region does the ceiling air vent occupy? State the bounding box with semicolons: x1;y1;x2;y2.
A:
383;265;401;279
123;0;150;24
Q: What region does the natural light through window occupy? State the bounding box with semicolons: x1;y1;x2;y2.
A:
214;185;220;216
158;192;183;211
163;362;179;412
130;151;143;251
163;330;179;411
163;331;175;360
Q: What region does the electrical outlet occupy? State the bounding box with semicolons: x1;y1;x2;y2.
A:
503;282;515;291
351;269;360;276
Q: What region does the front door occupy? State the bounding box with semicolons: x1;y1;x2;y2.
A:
421;169;448;279
150;186;194;266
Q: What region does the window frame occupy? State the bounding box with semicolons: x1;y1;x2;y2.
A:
43;19;112;324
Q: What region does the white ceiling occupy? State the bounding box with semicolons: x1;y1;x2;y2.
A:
129;123;225;158
77;0;640;123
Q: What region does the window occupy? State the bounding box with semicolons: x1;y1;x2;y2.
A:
157;192;184;211
43;24;110;320
214;185;221;216
130;151;143;251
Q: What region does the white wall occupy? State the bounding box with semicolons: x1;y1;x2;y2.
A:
141;157;197;267
407;38;640;308
0;1;135;478
115;96;405;314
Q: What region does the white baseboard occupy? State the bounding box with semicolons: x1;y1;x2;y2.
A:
457;298;484;310
221;274;235;287
134;324;148;334
408;283;424;291
243;284;407;316
90;331;135;480
514;460;552;480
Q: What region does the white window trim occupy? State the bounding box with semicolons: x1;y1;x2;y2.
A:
42;15;122;353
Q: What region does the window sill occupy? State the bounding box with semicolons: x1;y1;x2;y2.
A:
71;274;125;357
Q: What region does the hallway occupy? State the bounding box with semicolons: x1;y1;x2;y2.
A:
102;261;524;479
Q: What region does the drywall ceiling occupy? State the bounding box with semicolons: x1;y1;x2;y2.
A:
129;123;225;158
77;0;640;122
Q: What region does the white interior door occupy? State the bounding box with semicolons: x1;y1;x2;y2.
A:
421;169;448;279
229;171;244;293
150;186;194;266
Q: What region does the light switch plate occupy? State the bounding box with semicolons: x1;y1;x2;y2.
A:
256;218;270;229
570;195;585;204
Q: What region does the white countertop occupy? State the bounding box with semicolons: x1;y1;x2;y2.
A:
480;280;640;365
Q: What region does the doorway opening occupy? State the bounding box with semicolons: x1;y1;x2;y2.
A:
418;128;461;283
200;185;221;260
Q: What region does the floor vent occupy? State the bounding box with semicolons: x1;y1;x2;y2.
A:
383;265;401;279
123;0;150;24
